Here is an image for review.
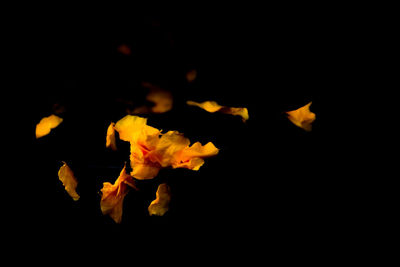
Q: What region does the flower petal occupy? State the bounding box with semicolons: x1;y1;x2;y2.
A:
106;122;117;150
114;115;148;142
148;183;171;216
286;101;316;131
186;100;249;122
58;162;80;201
100;165;137;223
35;114;63;138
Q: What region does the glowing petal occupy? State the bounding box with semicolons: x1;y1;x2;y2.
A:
148;183;171;216
35;114;63;138
186;100;249;122
186;100;222;113
286;101;316;131
58;162;80;201
100;165;137;223
106;122;117;150
114;115;148;142
173;142;219;170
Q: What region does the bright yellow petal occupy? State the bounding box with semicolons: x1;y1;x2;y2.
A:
148;183;171;216
35;114;63;138
58;162;80;201
114;115;148;142
286;101;316;131
106;122;117;150
100;165;137;223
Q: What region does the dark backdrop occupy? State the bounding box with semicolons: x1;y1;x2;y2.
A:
9;10;351;256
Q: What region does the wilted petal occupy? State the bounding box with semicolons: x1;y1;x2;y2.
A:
106;122;117;150
186;100;249;122
35;114;63;138
100;165;137;223
58;162;80;201
148;183;171;216
286;101;316;131
186;100;222;113
173;142;219;170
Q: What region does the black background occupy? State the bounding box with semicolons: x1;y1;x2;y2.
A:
8;8;358;258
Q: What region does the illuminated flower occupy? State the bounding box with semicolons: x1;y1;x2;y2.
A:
58;162;80;201
148;183;171;216
35;114;63;138
113;115;219;180
286;101;316;131
100;165;138;223
186;100;249;122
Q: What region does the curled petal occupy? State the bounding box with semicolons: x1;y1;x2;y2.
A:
106;122;117;150
286;101;316;131
148;183;171;216
58;162;80;201
186;100;249;122
35;114;63;138
173;142;219;170
100;165;137;223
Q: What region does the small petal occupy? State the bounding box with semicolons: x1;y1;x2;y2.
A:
106;122;117;150
186;100;249;122
148;183;171;216
35;114;63;138
100;165;137;223
173;142;219;170
58;162;80;201
286;101;316;131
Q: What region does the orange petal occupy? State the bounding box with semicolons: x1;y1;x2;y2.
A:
148;183;171;216
58;162;80;201
35;114;63;138
100;165;137;223
286;101;316;131
173;142;219;170
186;100;222;113
114;115;148;142
106;122;117;150
186;100;249;122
